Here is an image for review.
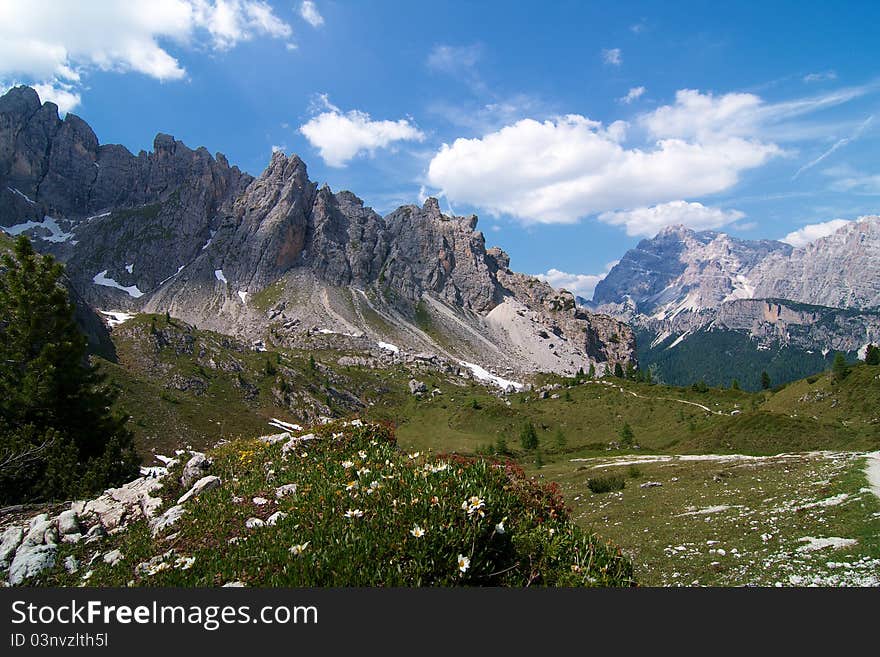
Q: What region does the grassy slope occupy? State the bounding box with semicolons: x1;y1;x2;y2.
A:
103;315;880;461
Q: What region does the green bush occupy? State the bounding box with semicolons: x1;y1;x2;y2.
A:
588;475;626;494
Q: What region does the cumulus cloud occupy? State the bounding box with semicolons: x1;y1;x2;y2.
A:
0;0;292;111
426;101;778;223
781;219;850;247
602;48;622;66
620;86;645;104
299;95;425;167
535;262;618;301
598;201;745;237
30;81;81;115
299;1;324;28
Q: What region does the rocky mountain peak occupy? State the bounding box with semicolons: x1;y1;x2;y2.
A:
1;85;636;379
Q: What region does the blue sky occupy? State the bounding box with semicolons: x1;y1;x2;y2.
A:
2;0;879;298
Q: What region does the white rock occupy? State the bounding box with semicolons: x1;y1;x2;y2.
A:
0;526;24;566
180;453;212;489
102;549;124;566
8;544;57;585
56;510;81;536
274;483;297;499
245;517;265;529
252;497;269;506
149;505;185;537
64;555;80;574
266;511;287;526
177;475;222;505
258;432;291;445
222;581;246;587
23;514;56;547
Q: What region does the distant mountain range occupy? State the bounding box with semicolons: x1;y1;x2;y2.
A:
586;220;880;388
0;85;634;383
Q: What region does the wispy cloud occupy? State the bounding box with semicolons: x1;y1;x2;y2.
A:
792;114;874;179
803;70;837;83
619;86;645;104
299;2;324;28
602;48;622;66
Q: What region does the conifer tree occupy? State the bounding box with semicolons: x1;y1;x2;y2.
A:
865;344;879;366
519;421;539;451
0;236;138;503
832;352;849;381
761;371;771;390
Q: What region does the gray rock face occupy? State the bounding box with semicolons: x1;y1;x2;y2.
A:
592;220;880;356
751;217;880;310
0;85;635;378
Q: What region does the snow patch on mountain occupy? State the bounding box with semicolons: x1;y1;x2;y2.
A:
460;361;523;391
3;216;75;243
92;271;144;298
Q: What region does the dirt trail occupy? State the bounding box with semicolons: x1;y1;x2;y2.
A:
584;380;726;415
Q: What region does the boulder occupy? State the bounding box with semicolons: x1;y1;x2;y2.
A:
177;475;222;505
180;453;213;489
409;379;428;395
56;510;81;536
8;544;57;585
0;526;24;566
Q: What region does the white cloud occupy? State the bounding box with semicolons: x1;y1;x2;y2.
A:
804;71;837;83
0;0;292;111
271;144;286;153
31;81;81;115
427;44;482;74
426;106;778;224
781;219;850;247
640;89;765;141
598;201;745;237
299;1;324;28
427;85;878;227
620;86;645;104
299;95;425;167
602;48;622;66
535;262;618;301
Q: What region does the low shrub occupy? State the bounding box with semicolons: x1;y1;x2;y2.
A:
588;475;626;494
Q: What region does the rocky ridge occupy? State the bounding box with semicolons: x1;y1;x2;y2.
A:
0;86;634;379
590;220;880;357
